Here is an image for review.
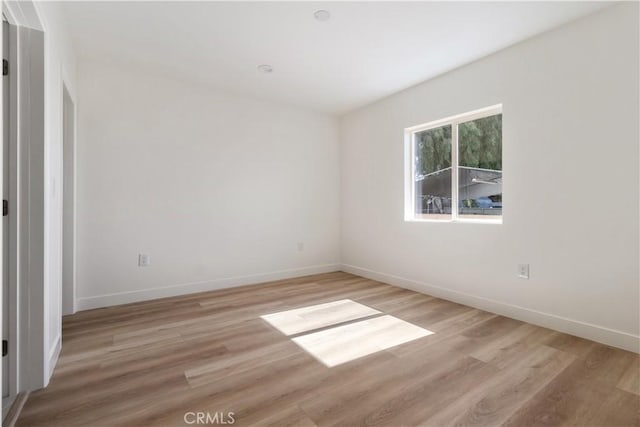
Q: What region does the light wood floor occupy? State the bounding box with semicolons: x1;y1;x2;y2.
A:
17;272;640;426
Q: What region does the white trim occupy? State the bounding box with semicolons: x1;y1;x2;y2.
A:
46;334;60;381
454;217;502;225
2;1;42;31
60;64;76;103
405;104;503;133
406;218;502;225
403;130;413;222
341;264;640;354
60;79;76;316
76;264;342;311
451;122;459;221
2;1;16;25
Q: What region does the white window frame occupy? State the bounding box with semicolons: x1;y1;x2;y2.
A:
404;104;503;224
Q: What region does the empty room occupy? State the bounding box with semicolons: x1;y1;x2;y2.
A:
1;1;638;426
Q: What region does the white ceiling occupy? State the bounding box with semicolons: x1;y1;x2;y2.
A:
60;1;611;115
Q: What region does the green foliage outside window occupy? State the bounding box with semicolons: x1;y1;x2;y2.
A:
415;114;502;175
458;114;502;170
415;125;451;175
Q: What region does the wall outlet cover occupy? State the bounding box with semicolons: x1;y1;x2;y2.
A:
138;254;151;267
517;263;529;279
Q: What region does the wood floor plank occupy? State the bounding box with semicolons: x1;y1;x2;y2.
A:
298;335;472;425
617;355;640;396
586;387;640;427
16;272;639;427
135;351;331;427
245;404;318;427
503;344;639;426
471;323;560;369
546;333;598;358
185;340;305;388
361;356;499;426
426;345;575;426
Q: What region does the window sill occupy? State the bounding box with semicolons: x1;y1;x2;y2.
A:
405;217;502;225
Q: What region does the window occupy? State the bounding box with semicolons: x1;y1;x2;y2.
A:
405;105;502;223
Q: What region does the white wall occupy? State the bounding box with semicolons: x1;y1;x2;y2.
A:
76;60;340;309
340;3;639;352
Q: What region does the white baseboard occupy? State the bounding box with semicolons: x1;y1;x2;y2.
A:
341;264;640;353
75;264;341;311
46;334;62;384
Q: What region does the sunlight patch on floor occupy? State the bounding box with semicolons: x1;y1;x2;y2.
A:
261;299;381;336
261;299;433;367
291;315;433;367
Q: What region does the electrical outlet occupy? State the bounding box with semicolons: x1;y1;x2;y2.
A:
138;254;151;267
517;264;529;279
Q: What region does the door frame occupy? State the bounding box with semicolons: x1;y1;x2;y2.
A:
61;76;76;316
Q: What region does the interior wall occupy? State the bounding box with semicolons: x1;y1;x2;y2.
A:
75;60;340;309
340;3;639;351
